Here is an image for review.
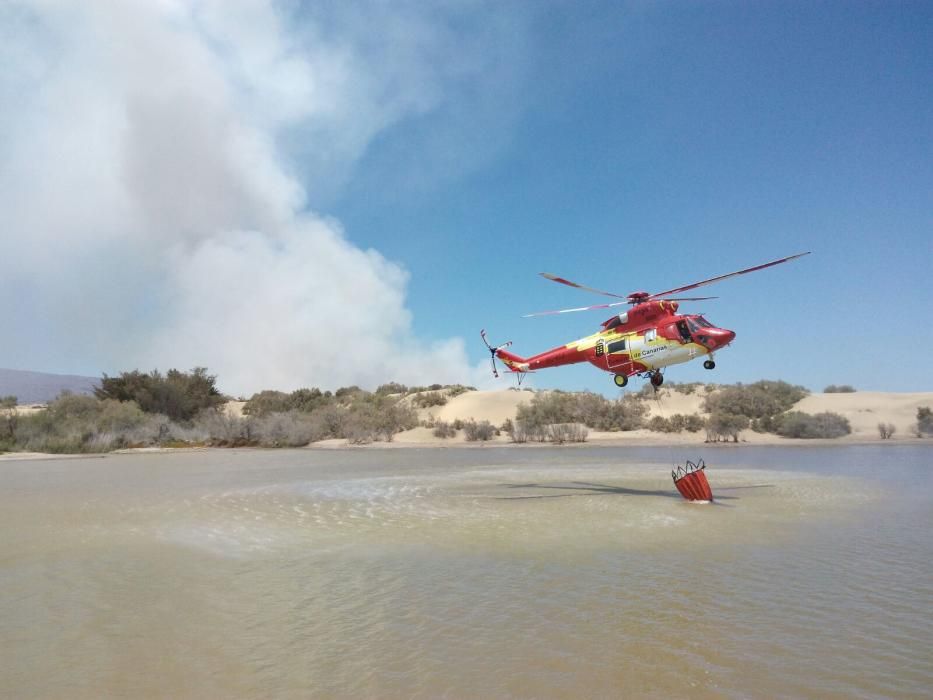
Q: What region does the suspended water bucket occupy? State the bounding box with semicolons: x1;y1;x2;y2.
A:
672;459;713;502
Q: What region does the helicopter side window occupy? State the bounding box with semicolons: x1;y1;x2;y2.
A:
676;320;692;343
644;329;657;342
607;339;626;353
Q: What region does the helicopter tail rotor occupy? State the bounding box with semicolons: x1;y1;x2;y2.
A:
481;329;523;377
480;330;513;378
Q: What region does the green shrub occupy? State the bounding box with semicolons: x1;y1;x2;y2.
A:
517;391;647;432
1;395;17;441
824;385;856;393
253;411;317;447
95;367;224;422
432;421;457;439
412;391;447;408
463;419;495;441
545;423;588;444
773;411;851;439
648;413;706;433
12;394;158;453
243;388;332;416
376;382;408;395
916;407;933;436
705;412;749;442
665;382;703;395
704;381;808;420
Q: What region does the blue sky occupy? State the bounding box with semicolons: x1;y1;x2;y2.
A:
330;1;933;392
1;1;930;394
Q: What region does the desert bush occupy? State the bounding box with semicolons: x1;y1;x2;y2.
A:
412;391;447;408
546;423;588;444
518;391;647;432
824;385;856;393
705;412;749;443
190;408;249;445
463;419;495;441
647;413;705;433
253;411;317;447
517;391;577;425
12;395;155;453
682;414;706;432
305;405;349;442
916;407;933;436
773;411;851;439
95;367;224;422
243;388;333;416
446;385;474;398
632;383;659;400
432;421;457;439
1;395;17;442
337;401;418;444
877;422;896;439
242;390;291;416
704;381;808;421
666;382;703;395
376;382;408;395
507;421;533;443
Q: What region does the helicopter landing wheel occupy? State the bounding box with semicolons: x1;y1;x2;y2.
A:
650;372;664;388
613;373;628;388
703;360;716;370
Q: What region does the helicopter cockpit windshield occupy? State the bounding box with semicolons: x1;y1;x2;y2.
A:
685;316;715;337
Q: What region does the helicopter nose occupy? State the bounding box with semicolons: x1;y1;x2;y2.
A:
696;328;735;350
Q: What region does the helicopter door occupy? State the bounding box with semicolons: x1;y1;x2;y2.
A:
605;337;630;371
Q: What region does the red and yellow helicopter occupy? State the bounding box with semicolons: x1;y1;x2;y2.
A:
482;252;809;388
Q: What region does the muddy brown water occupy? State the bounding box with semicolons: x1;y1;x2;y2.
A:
2;446;931;698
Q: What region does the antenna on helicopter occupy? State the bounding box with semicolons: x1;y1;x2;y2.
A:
480;330;512;379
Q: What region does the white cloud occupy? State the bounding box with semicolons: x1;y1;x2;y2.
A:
0;0;520;393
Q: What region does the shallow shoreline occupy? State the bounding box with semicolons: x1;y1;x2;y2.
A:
2;436;931;462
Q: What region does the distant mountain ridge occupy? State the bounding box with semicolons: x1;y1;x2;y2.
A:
0;368;99;404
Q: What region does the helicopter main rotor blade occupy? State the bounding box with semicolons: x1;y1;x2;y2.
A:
523;300;629;318
538;273;627;299
647;252;810;300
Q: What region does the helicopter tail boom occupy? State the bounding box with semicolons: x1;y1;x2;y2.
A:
494;347;530;372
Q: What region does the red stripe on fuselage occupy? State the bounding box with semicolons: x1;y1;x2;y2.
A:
523;345;583;370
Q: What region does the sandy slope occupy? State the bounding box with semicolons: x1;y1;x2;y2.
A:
638;387;711;418
793;392;930;439
416;389;534;426
388;388;933;447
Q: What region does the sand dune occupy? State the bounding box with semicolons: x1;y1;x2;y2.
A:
414;389;534;426
793;391;930;440
388;387;933;447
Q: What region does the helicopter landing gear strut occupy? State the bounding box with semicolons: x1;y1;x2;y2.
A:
613;373;628;388
703;359;716;370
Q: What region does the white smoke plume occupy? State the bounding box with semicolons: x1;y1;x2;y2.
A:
0;1;526;394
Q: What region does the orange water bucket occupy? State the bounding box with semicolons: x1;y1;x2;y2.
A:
672;459;713;502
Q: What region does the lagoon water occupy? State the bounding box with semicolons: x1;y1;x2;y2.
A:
2;445;931;698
